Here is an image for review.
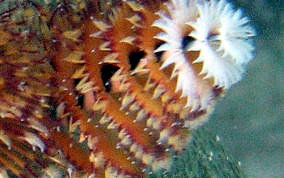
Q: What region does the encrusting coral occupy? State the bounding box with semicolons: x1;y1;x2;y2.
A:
0;0;255;177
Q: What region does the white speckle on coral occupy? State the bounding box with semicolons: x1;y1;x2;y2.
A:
28;118;49;136
0;130;11;150
22;131;45;152
42;166;62;178
0;168;8;178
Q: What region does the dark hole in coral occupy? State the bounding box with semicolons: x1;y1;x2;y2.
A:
73;79;81;87
128;50;146;70
48;59;56;70
76;94;84;108
181;36;195;50
154;42;165;62
73;79;85;108
48;104;57;120
73;78;80;86
100;64;119;92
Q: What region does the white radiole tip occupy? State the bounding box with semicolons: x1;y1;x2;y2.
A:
152;0;255;110
188;0;255;88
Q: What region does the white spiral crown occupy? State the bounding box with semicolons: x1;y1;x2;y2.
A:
153;0;255;110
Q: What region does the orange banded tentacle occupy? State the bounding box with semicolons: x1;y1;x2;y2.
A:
83;17;171;171
51;27;145;177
